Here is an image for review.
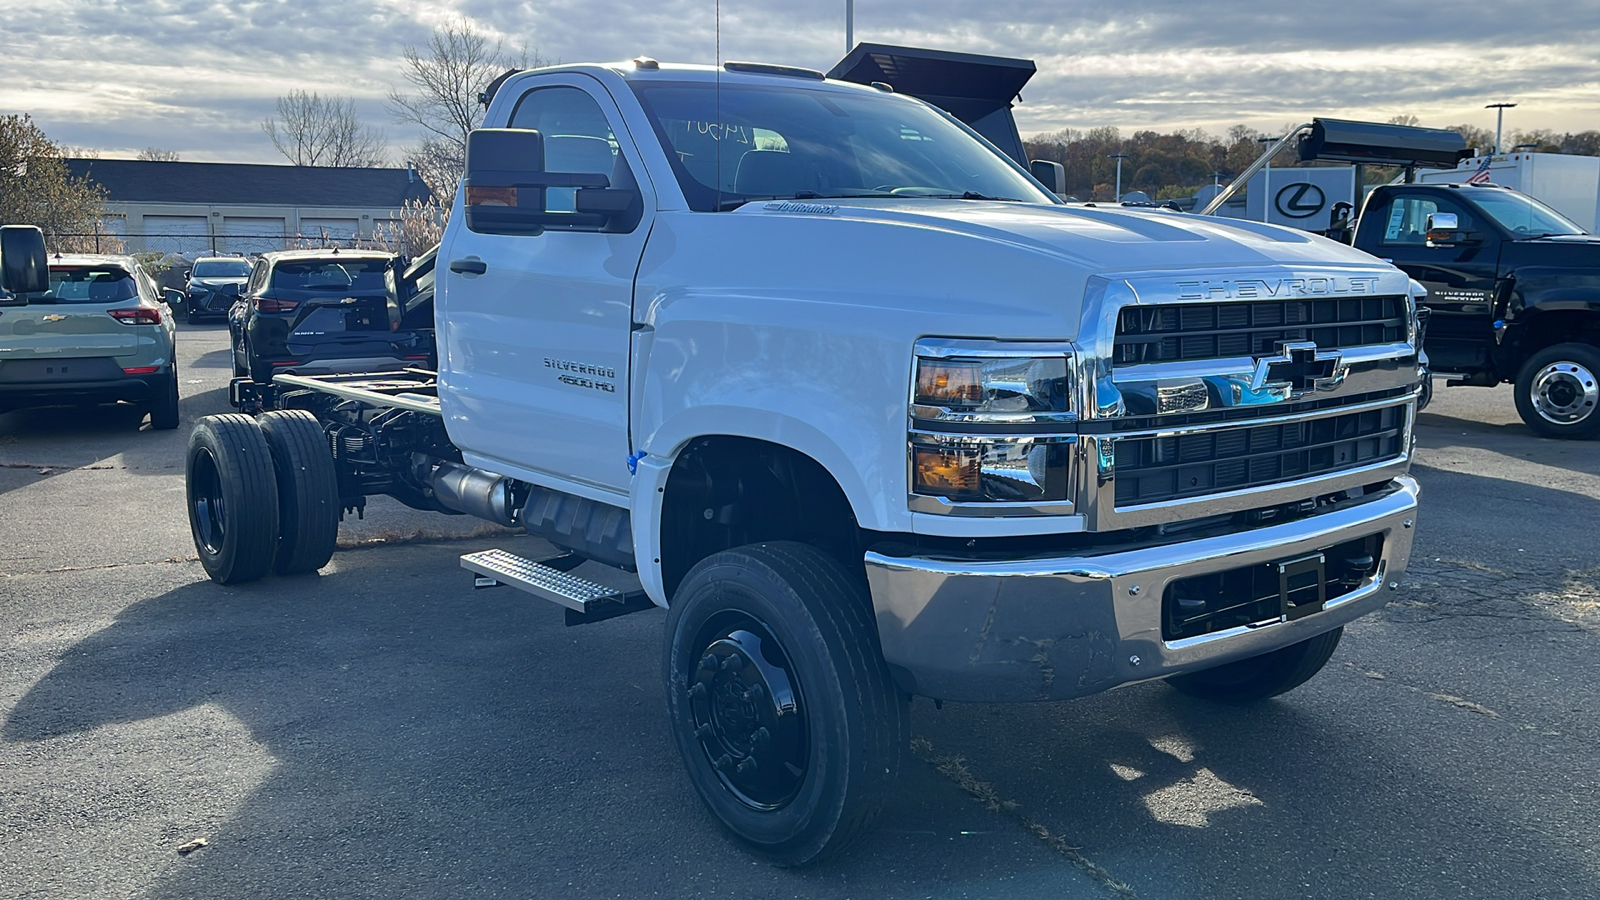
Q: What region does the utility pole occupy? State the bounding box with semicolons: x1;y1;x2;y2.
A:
1109;153;1130;202
1486;102;1516;155
846;0;853;52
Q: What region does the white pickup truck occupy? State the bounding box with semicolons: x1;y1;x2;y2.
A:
188;57;1423;865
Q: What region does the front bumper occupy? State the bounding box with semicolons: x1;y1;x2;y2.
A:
864;475;1419;702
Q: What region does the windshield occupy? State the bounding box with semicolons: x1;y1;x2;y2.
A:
629;80;1057;212
269;259;391;299
38;266;139;304
193;259;251;278
1469;190;1586;237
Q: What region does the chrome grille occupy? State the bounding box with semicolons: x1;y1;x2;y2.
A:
1113;404;1405;506
1113;296;1407;366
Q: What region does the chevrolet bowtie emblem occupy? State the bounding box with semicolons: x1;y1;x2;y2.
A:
1251;341;1347;396
42;314;67;322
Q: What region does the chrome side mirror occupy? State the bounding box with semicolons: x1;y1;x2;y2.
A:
1425;212;1458;233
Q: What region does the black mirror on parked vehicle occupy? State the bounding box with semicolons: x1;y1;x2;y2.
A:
463;128;637;235
0;225;49;301
164;288;186;307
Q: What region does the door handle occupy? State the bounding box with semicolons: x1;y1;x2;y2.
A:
449;258;487;275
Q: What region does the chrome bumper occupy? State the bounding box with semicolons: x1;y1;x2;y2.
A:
864;475;1419;702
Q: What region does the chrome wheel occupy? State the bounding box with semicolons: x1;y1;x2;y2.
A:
1529;360;1598;426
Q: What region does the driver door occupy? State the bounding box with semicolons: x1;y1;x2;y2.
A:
1372;192;1503;373
438;75;654;496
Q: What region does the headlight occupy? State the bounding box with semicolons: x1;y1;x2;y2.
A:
910;435;1073;502
912;347;1073;425
909;340;1077;507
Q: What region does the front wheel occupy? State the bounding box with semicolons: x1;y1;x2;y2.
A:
663;542;907;866
1167;627;1343;702
1514;343;1600;439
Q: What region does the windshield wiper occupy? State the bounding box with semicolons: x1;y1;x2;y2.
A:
910;191;1026;202
715;190;900;211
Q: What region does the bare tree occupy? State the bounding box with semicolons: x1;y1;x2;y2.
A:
137;147;180;162
263;91;389;167
1387;114;1421;127
387;18;549;202
0;114;109;251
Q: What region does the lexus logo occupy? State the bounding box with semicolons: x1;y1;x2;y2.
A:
1252;341;1347;396
1274;182;1326;219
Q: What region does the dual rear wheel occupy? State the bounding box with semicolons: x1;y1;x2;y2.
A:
186;411;339;584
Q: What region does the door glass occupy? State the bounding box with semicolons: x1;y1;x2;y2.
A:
509;87;628;212
1381;196;1471;246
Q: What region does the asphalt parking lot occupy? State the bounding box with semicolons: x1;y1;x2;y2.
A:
2;324;1597;899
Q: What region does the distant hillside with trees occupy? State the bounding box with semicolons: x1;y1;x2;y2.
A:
1023;118;1600;202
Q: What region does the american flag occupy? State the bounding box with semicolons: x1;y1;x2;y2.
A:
1466;155;1493;185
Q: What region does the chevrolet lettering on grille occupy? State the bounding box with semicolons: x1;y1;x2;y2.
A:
1250;341;1347;396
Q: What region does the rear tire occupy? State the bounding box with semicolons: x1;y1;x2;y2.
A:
1167;627;1342;702
187;414;280;584
256;410;340;575
149;364;180;431
663;542;907;867
1513;343;1600;439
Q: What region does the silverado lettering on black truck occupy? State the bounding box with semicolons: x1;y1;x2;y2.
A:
186;51;1424;866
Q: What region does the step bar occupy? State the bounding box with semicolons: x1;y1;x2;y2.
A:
460;548;655;627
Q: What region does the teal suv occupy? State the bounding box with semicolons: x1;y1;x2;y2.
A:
0;254;180;428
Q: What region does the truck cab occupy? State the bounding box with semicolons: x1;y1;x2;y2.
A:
1353;182;1600;438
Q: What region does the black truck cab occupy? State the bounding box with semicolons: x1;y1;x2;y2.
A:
1351;182;1600;438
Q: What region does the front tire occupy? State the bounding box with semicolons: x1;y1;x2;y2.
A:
663;542;907;866
256;410;340;575
1514;343;1600;439
187;414;280;584
1167;627;1343;702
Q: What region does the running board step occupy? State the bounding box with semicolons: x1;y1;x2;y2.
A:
460;548;655;627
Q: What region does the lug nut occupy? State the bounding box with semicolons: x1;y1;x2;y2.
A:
745;683;766;702
699;653;719;672
721;655;743;672
752;726;771;745
737;757;758;774
688;682;707;700
714;753;733;771
694;723;714;740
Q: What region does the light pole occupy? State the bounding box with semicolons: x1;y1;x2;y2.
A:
1257;135;1275;222
846;0;853;52
1486;102;1516;155
1109;153;1130;202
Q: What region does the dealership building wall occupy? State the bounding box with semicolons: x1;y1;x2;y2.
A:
63;158;435;256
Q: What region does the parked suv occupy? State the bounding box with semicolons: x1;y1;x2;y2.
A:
0;254;179;428
228;249;433;385
182;255;251;324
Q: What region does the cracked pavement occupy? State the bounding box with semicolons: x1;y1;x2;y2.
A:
2;327;1597;899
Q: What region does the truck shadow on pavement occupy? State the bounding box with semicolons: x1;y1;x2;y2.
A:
7;494;1599;899
2;545;1095;899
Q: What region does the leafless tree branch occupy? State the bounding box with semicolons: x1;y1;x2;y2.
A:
263;91;389;167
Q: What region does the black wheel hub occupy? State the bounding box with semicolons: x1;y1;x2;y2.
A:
687;620;807;810
190;447;226;555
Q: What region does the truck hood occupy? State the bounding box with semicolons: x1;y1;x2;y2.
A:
733;198;1386;274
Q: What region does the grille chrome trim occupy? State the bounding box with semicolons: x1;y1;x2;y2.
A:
1112;294;1408;367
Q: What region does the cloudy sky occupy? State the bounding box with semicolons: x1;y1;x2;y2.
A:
7;0;1600;163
